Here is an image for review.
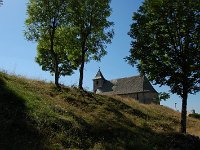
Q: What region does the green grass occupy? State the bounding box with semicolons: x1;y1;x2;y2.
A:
0;71;200;150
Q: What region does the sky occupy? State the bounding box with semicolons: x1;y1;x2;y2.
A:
0;0;199;113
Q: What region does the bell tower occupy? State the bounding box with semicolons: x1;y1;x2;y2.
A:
93;69;105;93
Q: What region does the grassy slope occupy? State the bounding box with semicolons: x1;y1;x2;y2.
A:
0;72;200;150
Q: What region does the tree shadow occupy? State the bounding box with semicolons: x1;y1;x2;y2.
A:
58;88;200;149
87;110;200;150
151;132;200;150
0;77;47;150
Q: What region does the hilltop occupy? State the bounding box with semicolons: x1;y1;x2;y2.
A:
0;71;200;150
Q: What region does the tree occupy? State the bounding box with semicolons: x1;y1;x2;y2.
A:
36;29;78;82
127;0;200;133
25;0;71;87
0;0;2;6
68;0;114;89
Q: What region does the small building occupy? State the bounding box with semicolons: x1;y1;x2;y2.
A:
93;69;158;104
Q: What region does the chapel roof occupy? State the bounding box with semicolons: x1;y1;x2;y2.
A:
97;75;157;95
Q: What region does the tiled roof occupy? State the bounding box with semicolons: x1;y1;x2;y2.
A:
99;76;157;94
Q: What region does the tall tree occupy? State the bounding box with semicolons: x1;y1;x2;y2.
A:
127;0;200;133
68;0;114;89
25;0;70;87
0;0;2;6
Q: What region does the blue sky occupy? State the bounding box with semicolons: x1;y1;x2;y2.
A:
0;0;199;113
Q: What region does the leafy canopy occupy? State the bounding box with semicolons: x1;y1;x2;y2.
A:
25;0;79;86
127;0;200;97
68;0;114;62
153;92;170;104
67;0;114;89
25;0;69;42
36;28;78;77
127;0;200;133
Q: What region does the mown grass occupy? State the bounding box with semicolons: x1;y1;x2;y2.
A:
0;71;200;150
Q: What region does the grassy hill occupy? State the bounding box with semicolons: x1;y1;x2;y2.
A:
0;71;200;150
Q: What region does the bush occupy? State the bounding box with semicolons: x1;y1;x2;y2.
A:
189;113;200;120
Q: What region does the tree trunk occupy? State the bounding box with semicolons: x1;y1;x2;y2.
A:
181;90;188;133
54;57;59;87
49;20;60;88
50;40;60;88
79;49;85;90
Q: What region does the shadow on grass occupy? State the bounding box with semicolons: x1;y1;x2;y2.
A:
88;113;200;150
151;132;200;150
0;77;47;150
61;98;200;149
58;88;200;149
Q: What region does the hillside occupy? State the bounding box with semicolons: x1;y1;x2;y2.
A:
0;71;200;150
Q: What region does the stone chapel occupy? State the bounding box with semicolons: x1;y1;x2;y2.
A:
93;69;158;104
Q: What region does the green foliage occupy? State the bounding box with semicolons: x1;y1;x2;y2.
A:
127;0;200;95
36;28;79;78
68;0;114;88
127;0;200;133
24;0;114;88
25;0;69;42
68;0;114;61
154;92;170;103
25;0;78;86
189;113;200;120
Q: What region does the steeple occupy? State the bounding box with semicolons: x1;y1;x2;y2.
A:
94;68;105;80
93;68;105;93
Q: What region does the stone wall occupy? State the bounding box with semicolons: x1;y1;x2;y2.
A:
93;79;104;93
118;92;158;104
